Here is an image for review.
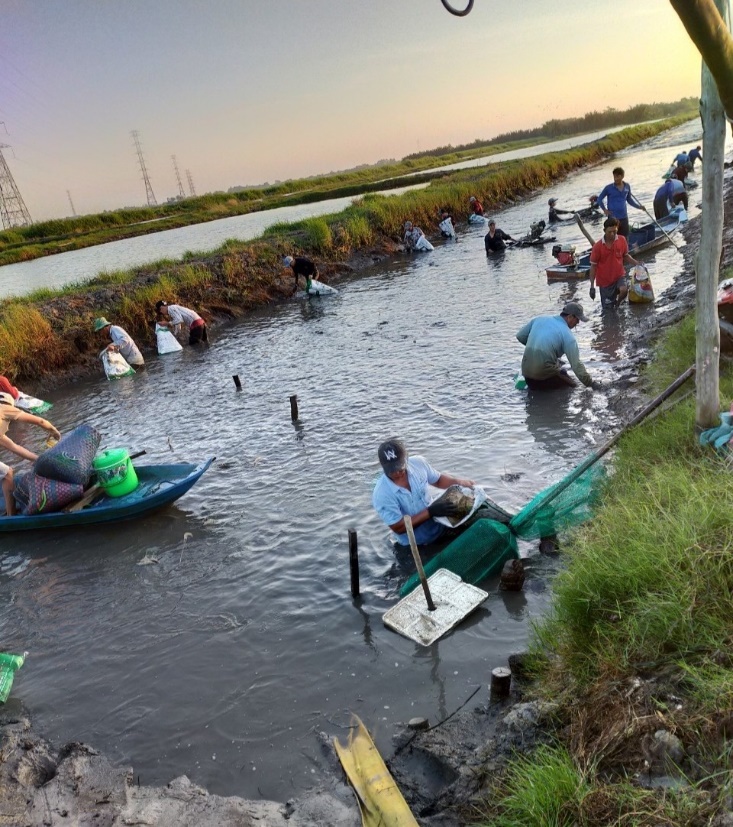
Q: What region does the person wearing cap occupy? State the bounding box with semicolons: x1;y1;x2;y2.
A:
596;167;644;238
372;438;476;547
283;255;318;294
516;304;594;390
688;145;703;169
155;301;208;345
484;220;514;254
0;393;61;516
547;198;574;223
588;217;641;308
468;196;484;217
93;317;144;367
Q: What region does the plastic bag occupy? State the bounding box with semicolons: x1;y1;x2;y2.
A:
101;350;135;379
156;323;183;355
305;280;338;296
413;235;434;252
0;652;26;703
439;218;455;238
14;392;52;415
433;485;489;528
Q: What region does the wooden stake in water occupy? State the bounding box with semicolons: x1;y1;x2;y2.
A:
348;528;360;599
232;375;242;391
403;515;435;611
289;395;299;420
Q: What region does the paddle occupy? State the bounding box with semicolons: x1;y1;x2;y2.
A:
640;205;683;252
63;450;147;513
403;515;436;611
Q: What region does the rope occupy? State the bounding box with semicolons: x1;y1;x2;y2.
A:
440;0;474;16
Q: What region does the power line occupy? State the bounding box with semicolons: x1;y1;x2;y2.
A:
130;129;157;207
0;143;32;229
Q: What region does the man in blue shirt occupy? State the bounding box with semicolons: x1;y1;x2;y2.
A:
372;438;475;546
674;150;690;168
653;178;688;219
688;145;703;169
596;167;644;238
516;302;594;390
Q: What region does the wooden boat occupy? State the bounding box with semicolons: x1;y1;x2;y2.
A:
0;458;214;532
545;207;686;282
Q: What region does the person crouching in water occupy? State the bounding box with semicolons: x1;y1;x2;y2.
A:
516;302;595;390
283;255;318;294
93;317;145;367
155;301;208;345
0;392;61;516
438;209;456;239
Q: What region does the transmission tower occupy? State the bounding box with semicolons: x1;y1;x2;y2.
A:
130;129;157;207
67;190;77;217
186;169;196;197
171;155;186;199
0;144;32;229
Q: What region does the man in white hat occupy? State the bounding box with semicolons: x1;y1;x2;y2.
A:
283;255;318;294
516;302;594;389
93;317;144;366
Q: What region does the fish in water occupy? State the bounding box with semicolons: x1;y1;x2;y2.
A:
431;485;475;526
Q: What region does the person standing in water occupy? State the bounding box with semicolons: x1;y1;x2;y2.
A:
484;220;514;253
93;317;145;367
155;301;208;345
596;167;644;239
588;217;640;308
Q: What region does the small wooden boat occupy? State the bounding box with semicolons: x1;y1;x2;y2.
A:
0;459;214;532
545;207;686;282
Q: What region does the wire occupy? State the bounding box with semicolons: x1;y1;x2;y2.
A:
440;0;474;16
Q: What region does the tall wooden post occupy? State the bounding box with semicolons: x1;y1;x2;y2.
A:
695;0;728;428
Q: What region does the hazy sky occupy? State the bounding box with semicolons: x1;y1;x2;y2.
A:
2;1;702;221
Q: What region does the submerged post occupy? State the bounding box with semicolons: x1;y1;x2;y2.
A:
490;666;512;702
232;375;242;391
290;395;299;420
349;529;360;599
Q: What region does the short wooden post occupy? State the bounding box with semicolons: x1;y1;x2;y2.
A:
289;394;299;420
349;529;360;598
232;375;242;391
490;666;512;702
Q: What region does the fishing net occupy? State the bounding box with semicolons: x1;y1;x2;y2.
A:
400;462;606;597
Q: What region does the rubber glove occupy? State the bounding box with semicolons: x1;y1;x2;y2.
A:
427;499;464;519
589;286;596;300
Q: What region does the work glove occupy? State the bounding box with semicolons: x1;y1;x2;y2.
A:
589;286;596;300
427;499;464;519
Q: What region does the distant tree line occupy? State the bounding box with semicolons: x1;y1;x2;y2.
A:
402;97;699;161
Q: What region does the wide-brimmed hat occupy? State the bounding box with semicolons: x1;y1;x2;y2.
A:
378;438;408;475
562;301;588;322
0;392;16;407
93;317;112;332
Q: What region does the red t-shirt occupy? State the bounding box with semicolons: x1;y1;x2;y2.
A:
590;236;628;287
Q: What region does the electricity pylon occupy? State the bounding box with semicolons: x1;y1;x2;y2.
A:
171;155;186;199
0;144;32;229
186;169;196;197
130;129;157;207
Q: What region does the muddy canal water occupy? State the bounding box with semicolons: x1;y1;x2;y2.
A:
0;121;708;800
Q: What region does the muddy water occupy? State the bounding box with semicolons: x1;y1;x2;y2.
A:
0;120;710;800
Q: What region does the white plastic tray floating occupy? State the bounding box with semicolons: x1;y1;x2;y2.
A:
382;568;489;646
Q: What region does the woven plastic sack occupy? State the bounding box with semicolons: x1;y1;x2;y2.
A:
18;472;84;516
101;350;135;379
0;652;25;703
15;392;52;415
156;324;183;355
509;463;606;540
401;518;518;596
34;423;101;485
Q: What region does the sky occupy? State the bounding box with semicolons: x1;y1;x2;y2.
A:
2;0;703;222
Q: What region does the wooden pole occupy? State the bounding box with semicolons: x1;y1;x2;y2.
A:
289;395;299;420
404;515;436;611
694;0;727;429
574;213;596;247
348;529;360;599
232;375;242;391
490;667;512;702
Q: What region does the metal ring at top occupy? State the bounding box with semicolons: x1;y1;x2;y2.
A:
440;0;474;16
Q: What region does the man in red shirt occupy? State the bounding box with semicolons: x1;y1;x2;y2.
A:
588;217;640;308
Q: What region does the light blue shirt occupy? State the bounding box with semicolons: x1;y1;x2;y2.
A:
372;456;445;546
596;181;643;220
516;315;592;386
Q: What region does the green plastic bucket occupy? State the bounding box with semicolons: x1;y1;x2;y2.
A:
92;448;139;497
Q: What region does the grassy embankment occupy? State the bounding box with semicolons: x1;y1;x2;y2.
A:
0;116;692;385
0;98;697;266
476;316;733;825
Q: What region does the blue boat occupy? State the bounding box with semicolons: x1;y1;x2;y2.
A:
0;459;214;532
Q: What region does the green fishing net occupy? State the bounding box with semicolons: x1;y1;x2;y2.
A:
400;462;606;597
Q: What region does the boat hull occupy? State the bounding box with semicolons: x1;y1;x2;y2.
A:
0;459;214;532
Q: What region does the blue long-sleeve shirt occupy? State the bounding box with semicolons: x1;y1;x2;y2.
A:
596;182;643;220
516;315;592;387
